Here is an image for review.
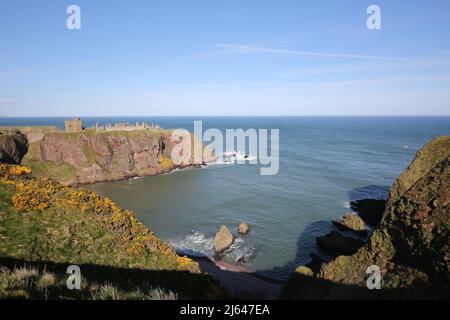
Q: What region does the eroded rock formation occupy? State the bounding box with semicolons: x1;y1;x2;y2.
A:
281;136;450;299
22;130;216;184
0;129;28;165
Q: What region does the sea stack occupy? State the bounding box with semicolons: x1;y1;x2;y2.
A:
238;222;250;235
214;225;234;253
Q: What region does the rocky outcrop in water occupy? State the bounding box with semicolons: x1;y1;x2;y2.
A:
332;213;367;237
238;222;250;235
22;130;216;184
281;136;450;299
316;231;365;255
0;129;28;165
214;226;234;253
350;199;386;226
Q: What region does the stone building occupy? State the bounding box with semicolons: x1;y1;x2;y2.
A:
64;118;83;133
94;121;161;132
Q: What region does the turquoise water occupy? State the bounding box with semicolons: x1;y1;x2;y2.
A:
3;117;449;280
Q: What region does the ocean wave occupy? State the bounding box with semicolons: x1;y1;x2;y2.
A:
169;230;257;266
209;151;258;166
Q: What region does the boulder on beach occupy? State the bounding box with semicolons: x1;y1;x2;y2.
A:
316;231;365;256
332;213;367;237
214;225;234;253
238;222;250;235
350;199;386;226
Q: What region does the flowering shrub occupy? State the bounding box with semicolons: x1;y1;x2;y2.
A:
0;163;197;272
176;256;197;271
12;179;56;212
8;166;32;176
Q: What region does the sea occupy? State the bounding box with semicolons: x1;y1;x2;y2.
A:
2;116;449;281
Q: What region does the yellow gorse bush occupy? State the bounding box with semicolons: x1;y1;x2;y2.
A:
176;256;196;271
0;164;32;185
8;165;32;176
0;163;197;272
9;166;32;175
12;178;57;212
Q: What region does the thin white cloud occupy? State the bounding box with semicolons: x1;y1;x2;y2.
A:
0;99;20;104
216;44;406;61
278;58;450;77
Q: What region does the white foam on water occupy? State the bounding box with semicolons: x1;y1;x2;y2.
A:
209;151;258;166
342;201;351;209
169;230;257;266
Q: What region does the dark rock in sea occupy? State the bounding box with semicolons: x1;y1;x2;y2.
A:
0;129;28;165
350;199;386;226
332;213;367;237
316;231;365;256
306;253;326;273
214;225;234;253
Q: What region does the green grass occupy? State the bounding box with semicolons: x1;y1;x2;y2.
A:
0;263;179;300
82;145;103;166
0;126;60;134
21;159;77;183
0;164;229;300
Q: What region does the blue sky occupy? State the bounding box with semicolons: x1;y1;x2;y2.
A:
1;0;450;116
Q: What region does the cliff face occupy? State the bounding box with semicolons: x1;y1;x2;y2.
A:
282;136;450;299
0;129;28;165
388;136;450;207
23;129;215;184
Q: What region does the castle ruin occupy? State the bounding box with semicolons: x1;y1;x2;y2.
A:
64;118;83;133
64;118;161;133
95;121;161;132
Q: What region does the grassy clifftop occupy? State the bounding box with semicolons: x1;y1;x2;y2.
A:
0;164;226;299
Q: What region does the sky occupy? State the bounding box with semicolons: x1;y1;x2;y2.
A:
1;0;450;116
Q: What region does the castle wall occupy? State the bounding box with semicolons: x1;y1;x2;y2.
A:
65;118;83;133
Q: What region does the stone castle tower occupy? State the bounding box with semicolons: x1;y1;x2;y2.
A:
64;118;83;133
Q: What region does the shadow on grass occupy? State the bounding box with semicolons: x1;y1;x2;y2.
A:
0;256;230;300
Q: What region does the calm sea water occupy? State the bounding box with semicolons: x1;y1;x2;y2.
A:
3;116;449;280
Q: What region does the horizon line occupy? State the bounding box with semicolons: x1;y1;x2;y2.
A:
2;115;450;118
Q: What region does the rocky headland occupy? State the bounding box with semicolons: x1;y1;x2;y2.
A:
281;136;450;299
21;128;216;185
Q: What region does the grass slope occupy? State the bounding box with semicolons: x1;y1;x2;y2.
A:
0;164;227;300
